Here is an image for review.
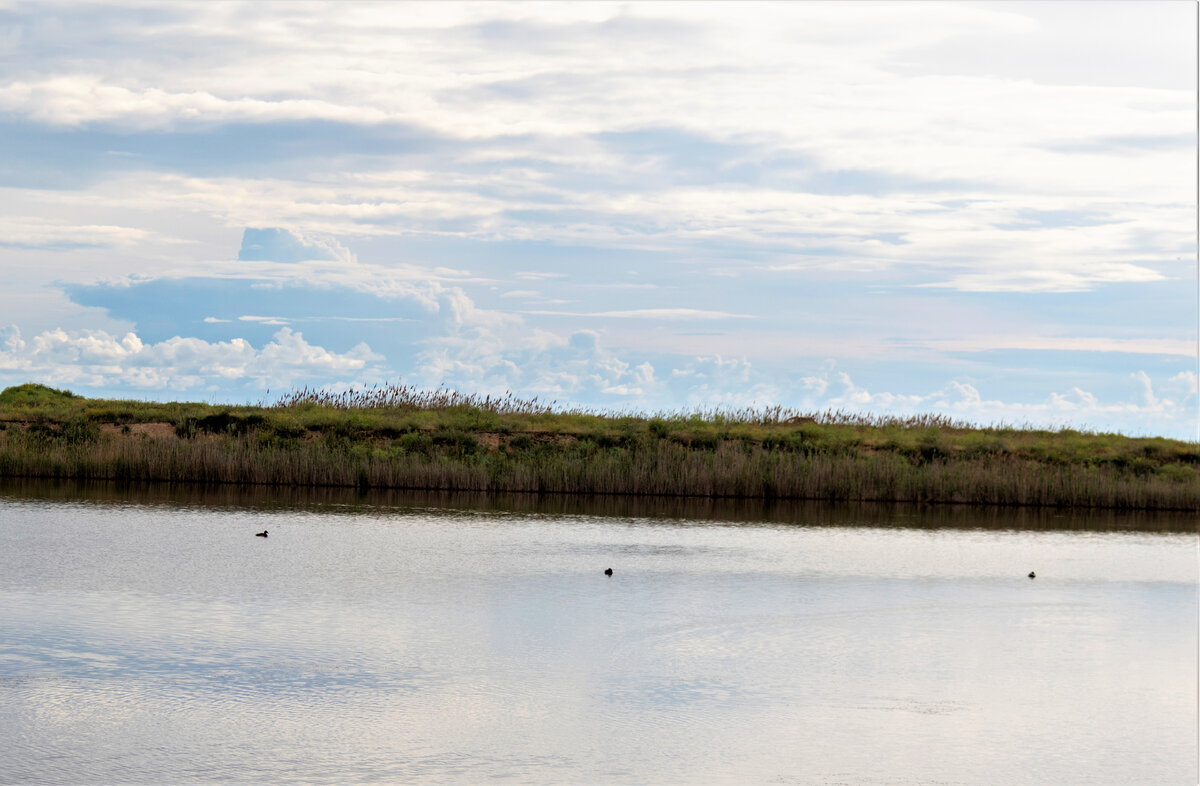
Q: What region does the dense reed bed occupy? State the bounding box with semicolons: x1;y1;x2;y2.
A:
0;383;1196;510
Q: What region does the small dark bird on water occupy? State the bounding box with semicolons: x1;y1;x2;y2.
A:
1028;571;1036;579
604;568;613;577
256;530;268;538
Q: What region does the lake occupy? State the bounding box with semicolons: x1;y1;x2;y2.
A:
1;482;1195;784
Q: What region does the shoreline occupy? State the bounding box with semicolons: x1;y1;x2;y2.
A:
1;384;1197;512
1;421;1197;512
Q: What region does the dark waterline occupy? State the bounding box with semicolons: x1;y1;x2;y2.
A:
0;477;1194;532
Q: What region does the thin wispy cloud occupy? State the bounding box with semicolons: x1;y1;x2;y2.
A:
237;316;291;326
904;336;1195;358
520;309;753;321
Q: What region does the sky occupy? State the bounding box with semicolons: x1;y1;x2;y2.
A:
0;1;1196;438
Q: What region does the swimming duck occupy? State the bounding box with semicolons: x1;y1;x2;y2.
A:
604;568;613;577
1028;571;1036;579
256;530;269;538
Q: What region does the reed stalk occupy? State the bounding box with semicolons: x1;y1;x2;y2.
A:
0;383;1195;510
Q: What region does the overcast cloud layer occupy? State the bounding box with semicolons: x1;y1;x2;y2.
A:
0;1;1196;437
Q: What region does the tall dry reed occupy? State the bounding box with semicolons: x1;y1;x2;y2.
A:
0;430;1195;510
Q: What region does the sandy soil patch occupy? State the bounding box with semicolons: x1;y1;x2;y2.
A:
100;422;177;439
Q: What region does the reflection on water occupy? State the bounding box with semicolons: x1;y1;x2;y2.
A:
0;481;1195;784
1;477;1195;532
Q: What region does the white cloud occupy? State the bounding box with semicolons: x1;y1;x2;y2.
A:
793;364;1198;436
4;3;1188;172
238;227;352;264
521;309;752;320
8;164;1187;297
665;355;781;410
1169;370;1199;397
0;325;382;392
413;324;663;402
0;218;150;248
0;4;1190;208
411;331;1185;436
0;76;392;129
919;263;1166;294
916;335;1195;357
238;315;290;326
309;316;414;323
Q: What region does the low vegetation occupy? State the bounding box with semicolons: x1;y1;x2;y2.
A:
0;382;1196;510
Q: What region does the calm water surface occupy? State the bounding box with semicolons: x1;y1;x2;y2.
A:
0;486;1195;784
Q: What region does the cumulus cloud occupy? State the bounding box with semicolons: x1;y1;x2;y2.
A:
666;355;781;409
416;327;656;401
406;313;1199;436
0;325;382;392
792;364;1198;436
1169;370;1199;397
237;227;349;263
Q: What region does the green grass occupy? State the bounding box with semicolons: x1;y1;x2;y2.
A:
0;383;1196;510
0;383;81;407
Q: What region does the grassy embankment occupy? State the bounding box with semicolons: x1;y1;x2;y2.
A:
0;383;1197;510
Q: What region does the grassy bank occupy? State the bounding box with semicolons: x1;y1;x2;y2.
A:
0;383;1197;510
